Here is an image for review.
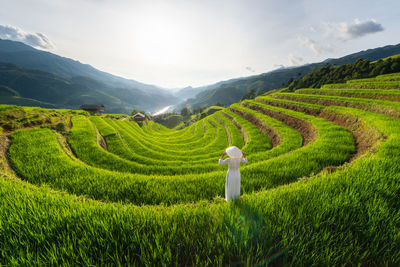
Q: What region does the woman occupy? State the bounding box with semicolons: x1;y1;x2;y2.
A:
219;146;247;201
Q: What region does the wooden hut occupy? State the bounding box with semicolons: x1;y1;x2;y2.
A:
80;104;105;113
132;112;146;122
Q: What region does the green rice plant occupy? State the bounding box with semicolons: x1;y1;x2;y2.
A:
8;127;231;204
236;100;354;183
2;107;400;265
4;72;400;266
228;104;303;163
90;113;282;170
89;116;117;137
296;88;400;101
322;81;400;89
96;118;222;166
95;111;295;169
120;118;217;152
222;109;270;154
343;74;400;83
90;116;183;166
214;111;244;148
153;122;171;132
228;105;273;153
120;119;206;146
126;117;224;154
118;120;210;151
70;116;236;175
105;119;220;162
8;104;354;206
273;92;400;119
106;118;226;160
375;72;400;81
130;118;195;140
137;120;201;143
147;120;155;131
256;94;325;114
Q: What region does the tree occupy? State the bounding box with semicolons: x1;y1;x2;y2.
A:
181;107;190;116
286;77;294;86
193;106;205;114
289;56;400;90
241;89;257;101
214;102;224;107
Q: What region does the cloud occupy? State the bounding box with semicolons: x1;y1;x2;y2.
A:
0;25;54;49
288;54;303;66
245;66;255;73
325;19;384;40
299;36;333;55
273;64;285;69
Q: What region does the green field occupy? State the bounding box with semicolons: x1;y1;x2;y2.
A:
1;72;400;265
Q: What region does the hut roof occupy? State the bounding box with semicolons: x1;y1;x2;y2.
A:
132;112;146;118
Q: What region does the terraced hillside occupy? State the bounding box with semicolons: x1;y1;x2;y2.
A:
1;72;400;265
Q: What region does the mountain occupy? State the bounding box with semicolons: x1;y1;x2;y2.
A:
174;76;248;101
0;62;180;113
180;43;400;109
0;39;179;113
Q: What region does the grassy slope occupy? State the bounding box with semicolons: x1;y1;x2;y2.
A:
2;72;400;265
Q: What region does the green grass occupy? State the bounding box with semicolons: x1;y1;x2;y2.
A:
296;88;400;101
273;92;400;118
3;72;400;265
8;103;354;207
1;103;399;265
322;81;400;89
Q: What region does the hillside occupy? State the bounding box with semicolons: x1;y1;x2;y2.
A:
180;43;400;109
0;62;179;113
173;77;246;100
153;105;224;129
1;68;400;264
288;55;400;90
0;39;179;112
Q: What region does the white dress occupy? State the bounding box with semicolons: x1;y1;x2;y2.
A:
219;157;248;201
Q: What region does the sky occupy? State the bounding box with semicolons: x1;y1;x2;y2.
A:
1;0;400;89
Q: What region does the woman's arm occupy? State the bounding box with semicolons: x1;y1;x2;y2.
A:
241;151;247;164
219;152;229;164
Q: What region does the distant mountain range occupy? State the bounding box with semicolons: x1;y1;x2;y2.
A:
1;38;400;114
0;38;179;113
177;43;400;110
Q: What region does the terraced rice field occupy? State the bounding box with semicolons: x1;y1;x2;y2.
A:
1;72;400;265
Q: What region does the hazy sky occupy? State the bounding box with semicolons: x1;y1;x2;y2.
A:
1;0;400;88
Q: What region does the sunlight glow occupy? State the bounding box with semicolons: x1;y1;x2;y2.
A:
134;14;187;65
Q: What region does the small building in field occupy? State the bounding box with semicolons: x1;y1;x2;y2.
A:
132;112;146;122
80;104;105;113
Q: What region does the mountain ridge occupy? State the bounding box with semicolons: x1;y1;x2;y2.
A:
0;39;179;113
178;43;400;110
0;39;166;93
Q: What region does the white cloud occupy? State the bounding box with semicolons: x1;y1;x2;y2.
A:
288;54;303;66
245;66;255;73
299;36;333;55
0;25;54;49
325;19;384;40
273;64;285;69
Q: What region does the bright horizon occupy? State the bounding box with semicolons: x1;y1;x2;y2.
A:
1;0;400;88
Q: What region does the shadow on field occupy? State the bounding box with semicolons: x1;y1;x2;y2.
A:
227;200;294;266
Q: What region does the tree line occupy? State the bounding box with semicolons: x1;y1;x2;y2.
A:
288;57;400;91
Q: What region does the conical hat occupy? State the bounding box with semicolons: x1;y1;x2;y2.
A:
225;146;242;158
